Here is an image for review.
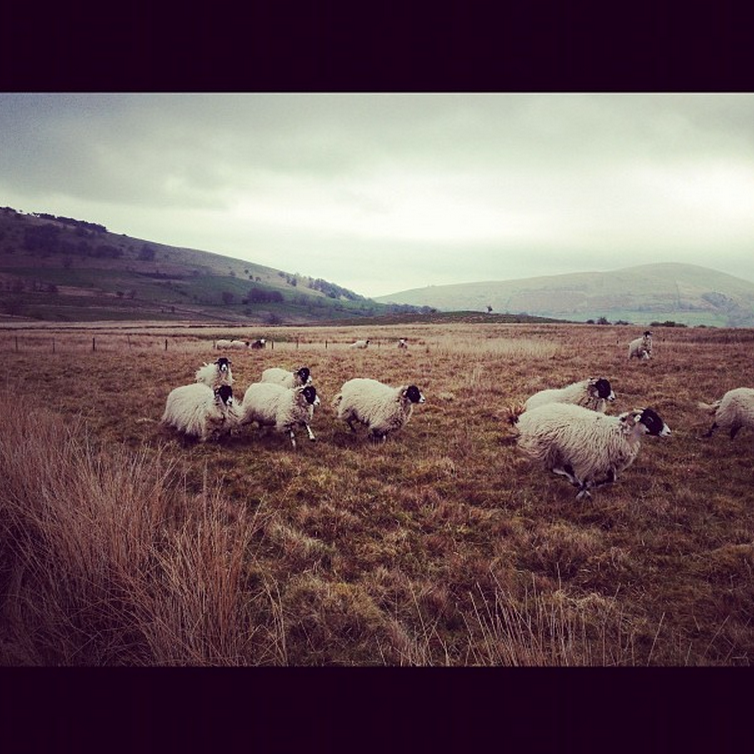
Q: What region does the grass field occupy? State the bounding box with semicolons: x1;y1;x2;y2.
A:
0;321;752;665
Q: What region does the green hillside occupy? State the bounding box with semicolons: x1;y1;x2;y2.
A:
0;206;429;324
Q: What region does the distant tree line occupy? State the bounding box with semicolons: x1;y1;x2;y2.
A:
31;212;107;234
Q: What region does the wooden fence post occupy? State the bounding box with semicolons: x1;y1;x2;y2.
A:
15;336;18;352
165;339;168;351
52;338;55;354
92;337;96;352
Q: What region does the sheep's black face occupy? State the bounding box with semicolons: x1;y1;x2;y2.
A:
297;367;311;384
406;385;425;404
216;385;234;406
595;378;615;400
215;357;231;373
302;385;319;405
639;408;670;437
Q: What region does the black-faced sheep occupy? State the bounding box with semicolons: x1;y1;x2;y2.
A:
628;331;653;360
398;338;408;349
698;387;754;440
161;383;237;442
260;366;312;388
251;339;266;349
508;402;670;500
239;383;320;449
524;377;616;413
195;357;234;389
332;377;425;442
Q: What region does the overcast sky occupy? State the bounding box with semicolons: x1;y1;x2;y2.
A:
1;93;753;298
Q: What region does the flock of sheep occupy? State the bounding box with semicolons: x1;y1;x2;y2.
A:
160;329;753;501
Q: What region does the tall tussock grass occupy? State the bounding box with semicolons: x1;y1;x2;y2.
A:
0;395;279;665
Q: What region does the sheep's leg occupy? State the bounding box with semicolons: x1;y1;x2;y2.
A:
703;422;718;438
304;423;316;442
346;418;357;432
729;425;741;440
590;468;617;490
287;429;297;449
552;464;581;487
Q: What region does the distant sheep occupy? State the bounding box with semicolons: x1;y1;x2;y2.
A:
349;339;370;349
525;377;616;414
332;377;425;442
215;339;248;350
195;357;234;389
628;331;653;360
250;339;267;350
698;387;754;440
508;402;670;500
398;338;408;349
239;383;320;449
161;383;238;442
260;366;312;388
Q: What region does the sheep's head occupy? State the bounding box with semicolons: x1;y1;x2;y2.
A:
589;377;615;402
403;385;425;404
215;357;232;374
622;408;670;437
215;385;234;407
296;367;312;385
300;385;320;407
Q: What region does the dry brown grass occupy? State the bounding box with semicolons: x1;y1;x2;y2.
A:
0;322;752;665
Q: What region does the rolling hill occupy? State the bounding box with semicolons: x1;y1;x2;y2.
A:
0;206;427;325
375;263;754;327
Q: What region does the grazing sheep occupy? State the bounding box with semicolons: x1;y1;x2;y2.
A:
195;357;234;389
239;383;320;449
332;377;426;442
698;387;754;440
628;331;653;360
398;338;408;349
250;339;266;350
508;402;671;500
349;339;370;349
229;340;250;349
260;366;312;388
161;383;238;442
524;377;616;414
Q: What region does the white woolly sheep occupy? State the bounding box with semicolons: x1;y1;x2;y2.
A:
332;377;425;442
628;331;653;360
524;377;616;414
698;387;754;440
229;340;250;349
349;339;370;349
508;402;671;500
251;339;266;349
260;366;312;388
215;339;232;349
239;382;320;449
195;357;234;389
161;383;238;442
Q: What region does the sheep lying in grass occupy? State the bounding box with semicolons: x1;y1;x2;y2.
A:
628;331;653;360
332;378;425;442
260;366;312;388
698;387;754;440
507;402;670;500
525;377;616;413
195;357;234;389
349;339;370;349
239;383;320;449
162;383;237;442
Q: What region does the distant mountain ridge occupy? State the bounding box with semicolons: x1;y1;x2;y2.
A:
375;263;754;327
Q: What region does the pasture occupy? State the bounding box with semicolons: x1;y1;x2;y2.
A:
0;321;752;665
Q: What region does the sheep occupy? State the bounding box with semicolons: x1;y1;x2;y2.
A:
332;377;426;442
628;331;653;360
524;377;616;414
195;357;234;389
507;402;670;500
215;339;248;350
161;383;238;442
349;339;370;349
398;338;408;349
215;339;233;349
698;387;754;440
260;366;312;388
239;382;320;449
250;339;266;349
